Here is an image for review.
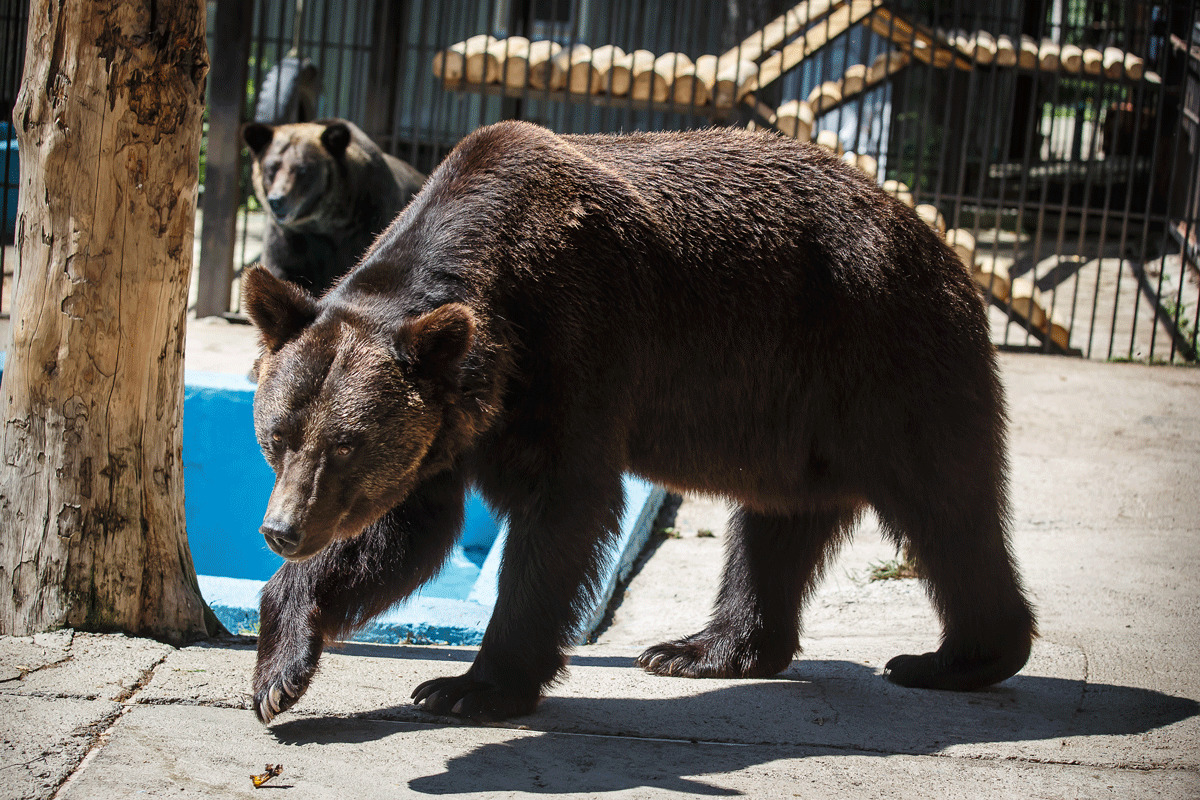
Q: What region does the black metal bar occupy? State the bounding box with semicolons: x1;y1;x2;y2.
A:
196;0;253;318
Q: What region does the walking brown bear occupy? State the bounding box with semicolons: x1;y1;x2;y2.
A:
243;120;1036;724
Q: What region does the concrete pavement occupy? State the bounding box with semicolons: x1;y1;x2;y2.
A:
1;317;1198;798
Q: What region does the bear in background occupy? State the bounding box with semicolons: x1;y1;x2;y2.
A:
243;121;1037;725
242;118;425;296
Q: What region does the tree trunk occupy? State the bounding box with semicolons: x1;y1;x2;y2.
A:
0;0;215;643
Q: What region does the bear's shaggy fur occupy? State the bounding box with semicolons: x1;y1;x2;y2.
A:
243;120;1036;724
243;118;425;295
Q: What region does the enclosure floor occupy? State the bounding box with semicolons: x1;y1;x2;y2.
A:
976;228;1198;363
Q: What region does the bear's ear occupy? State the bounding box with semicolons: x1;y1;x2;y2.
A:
242;265;320;353
395;303;476;379
242;122;275;156
320;122;352;158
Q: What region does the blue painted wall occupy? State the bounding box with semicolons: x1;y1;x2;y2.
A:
182;372;282;580
0;359;502;584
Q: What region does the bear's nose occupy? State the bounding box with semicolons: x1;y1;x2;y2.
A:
267;195;289;219
261;518;301;556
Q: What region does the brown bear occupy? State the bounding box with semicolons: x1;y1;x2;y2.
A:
242;120;1037;724
242;118;425;295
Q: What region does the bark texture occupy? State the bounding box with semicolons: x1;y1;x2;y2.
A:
0;1;213;642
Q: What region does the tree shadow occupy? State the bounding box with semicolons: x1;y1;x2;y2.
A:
265;656;1198;796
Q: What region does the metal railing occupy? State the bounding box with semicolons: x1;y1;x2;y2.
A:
3;1;1197;363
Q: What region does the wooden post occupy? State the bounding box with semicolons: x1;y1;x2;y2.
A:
195;0;251;319
0;0;216;643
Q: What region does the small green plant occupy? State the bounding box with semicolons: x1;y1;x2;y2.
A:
660;527;682;539
697;528;715;538
1162;298;1199;344
868;557;920;581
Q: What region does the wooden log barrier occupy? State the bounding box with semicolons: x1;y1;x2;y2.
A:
1009;278;1048;330
815;129;843;155
1124;51;1145;81
713;58;758;107
1103;46;1126;80
1059;43;1083;74
630;51;673;102
523;40;564;90
605;50;637;96
667;53;712;107
975;262;1011;303
867;50;910;84
721;0;840;64
774;99;815;141
839;150;879;181
841;63;868;96
854;153;878;181
1049;317;1071;350
807;80;843;115
968;30;997;64
433;34;498;86
1038;40;1060;71
863;7;970;70
995;35;1018;67
945;229;977;271
1018;35;1039;70
589;44;627;95
555;44;600;94
491;37;527;88
915;203;946;237
750;0;883;93
881;178;914;207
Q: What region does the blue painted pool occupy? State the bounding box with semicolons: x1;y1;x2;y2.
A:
0;356;663;644
2;122;18;242
182;369;664;644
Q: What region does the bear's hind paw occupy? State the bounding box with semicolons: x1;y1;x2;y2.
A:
412;675;539;721
636;636;790;679
884;645;1029;691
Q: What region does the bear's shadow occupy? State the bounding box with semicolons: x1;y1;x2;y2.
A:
268;649;1198;796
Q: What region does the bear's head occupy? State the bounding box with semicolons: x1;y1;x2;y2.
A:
241;266;476;560
242;120;357;232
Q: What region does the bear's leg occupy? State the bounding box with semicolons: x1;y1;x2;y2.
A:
637;505;858;679
253;471;465;723
411;468;625;721
876;480;1037;691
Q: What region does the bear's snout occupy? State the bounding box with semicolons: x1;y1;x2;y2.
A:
261;517;302;557
266;194;290;220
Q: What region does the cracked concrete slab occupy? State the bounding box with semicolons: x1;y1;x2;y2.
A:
0;693;121;800
1;315;1197;799
56;704;1200;800
0;632;175;702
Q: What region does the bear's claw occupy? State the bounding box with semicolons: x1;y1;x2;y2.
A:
253;673;308;724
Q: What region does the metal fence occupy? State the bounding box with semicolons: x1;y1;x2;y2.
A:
0;0;27;318
3;1;1199;363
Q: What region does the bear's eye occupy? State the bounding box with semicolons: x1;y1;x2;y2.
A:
334;444;353;458
271;432;283;443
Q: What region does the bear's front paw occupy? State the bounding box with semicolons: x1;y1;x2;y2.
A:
253;657;318;724
637;633;792;679
253;662;314;724
411;675;540;721
884;644;1028;691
